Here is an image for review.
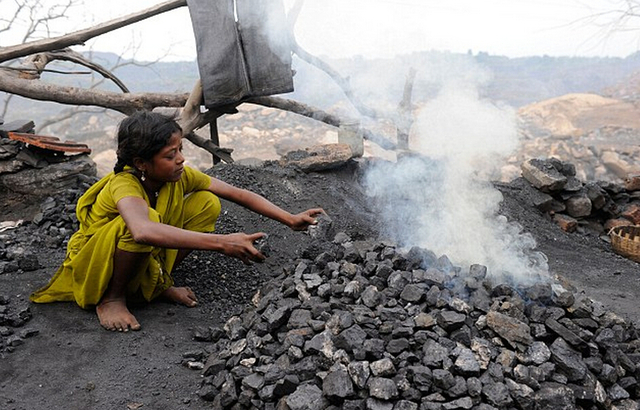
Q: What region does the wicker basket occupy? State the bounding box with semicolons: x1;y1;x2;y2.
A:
609;225;640;263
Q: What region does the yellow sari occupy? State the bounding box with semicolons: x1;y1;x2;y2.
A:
30;166;220;308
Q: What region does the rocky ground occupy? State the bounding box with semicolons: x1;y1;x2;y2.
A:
1;155;640;409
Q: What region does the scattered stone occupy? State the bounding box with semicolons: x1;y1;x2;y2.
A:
521;159;567;192
516;157;640;261
553;214;577;233
624;174;640;191
279;144;353;172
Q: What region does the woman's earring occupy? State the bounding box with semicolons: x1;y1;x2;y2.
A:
140;170;146;182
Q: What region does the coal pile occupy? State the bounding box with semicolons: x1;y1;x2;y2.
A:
0;180;95;357
0;294;36;358
0;234;39;357
191;223;640;410
0;180;94;271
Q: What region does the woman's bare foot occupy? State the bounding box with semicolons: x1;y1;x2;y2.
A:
96;298;141;332
161;286;197;307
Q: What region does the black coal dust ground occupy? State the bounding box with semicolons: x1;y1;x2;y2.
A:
173;161;381;319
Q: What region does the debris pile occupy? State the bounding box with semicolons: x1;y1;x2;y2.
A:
0;206;41;358
0;178;96;273
0;294;36;358
191;222;640;410
0;122;96;200
516;157;640;236
0;167;96;357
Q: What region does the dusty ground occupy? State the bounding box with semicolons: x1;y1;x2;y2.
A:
1;159;640;410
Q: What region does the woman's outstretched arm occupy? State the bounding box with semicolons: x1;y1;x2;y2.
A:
117;196;265;264
207;177;325;231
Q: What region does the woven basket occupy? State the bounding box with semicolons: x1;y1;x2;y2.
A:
609;225;640;263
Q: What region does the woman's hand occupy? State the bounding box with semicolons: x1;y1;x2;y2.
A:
288;208;326;231
219;232;267;264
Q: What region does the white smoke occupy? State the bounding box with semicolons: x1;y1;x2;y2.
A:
364;67;549;283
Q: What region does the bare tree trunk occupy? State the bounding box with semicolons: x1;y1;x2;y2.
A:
397;68;417;150
246;96;396;150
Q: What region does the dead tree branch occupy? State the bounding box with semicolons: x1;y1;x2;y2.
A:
183;131;235;163
247;96;341;127
290;44;381;120
0;93;13;120
284;0;404;153
0;0;186;63
36;106;108;133
6;0;76;43
21;48;129;92
246;96;397;150
0;2;27;35
0;67;188;113
286;0;382;120
396;67;417;150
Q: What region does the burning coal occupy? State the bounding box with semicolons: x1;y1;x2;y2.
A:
364;80;548;283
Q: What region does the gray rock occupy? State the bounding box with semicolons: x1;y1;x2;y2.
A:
286;383;328;410
517;341;552;365
481;381;512;407
453;347;481;376
441;396;473;410
565;193;592;217
521;158;567;192
486;310;533;347
0;154;96;195
399;283;426;303
533;382;576;410
367;377;398;400
549;338;588;382
361;285;385;308
432;369;456;390
348;361;370;389
370;358;396;377
322;366;354;400
436;311;466;332
335;325;367;353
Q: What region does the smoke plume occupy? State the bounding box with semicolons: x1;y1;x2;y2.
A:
364;66;549;283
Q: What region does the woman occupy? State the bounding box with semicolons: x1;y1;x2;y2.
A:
31;111;324;332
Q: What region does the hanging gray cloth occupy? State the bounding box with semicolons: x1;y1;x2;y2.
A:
186;0;294;108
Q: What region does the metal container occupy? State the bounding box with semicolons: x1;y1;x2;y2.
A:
338;120;364;157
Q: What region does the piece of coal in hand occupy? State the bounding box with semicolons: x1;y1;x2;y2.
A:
254;234;270;258
308;213;333;240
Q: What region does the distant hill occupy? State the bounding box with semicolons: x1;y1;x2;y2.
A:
475;52;640;106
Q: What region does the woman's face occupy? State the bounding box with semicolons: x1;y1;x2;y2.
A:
144;132;185;184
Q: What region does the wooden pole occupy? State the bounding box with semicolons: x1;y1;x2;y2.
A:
209;120;220;165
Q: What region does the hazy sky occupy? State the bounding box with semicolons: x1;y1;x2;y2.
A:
4;0;640;61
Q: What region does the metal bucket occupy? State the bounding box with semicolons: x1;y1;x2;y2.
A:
338;120;364;157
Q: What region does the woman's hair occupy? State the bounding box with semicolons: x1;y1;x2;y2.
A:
113;111;182;173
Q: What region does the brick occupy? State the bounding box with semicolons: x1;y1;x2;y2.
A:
553;213;577;233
